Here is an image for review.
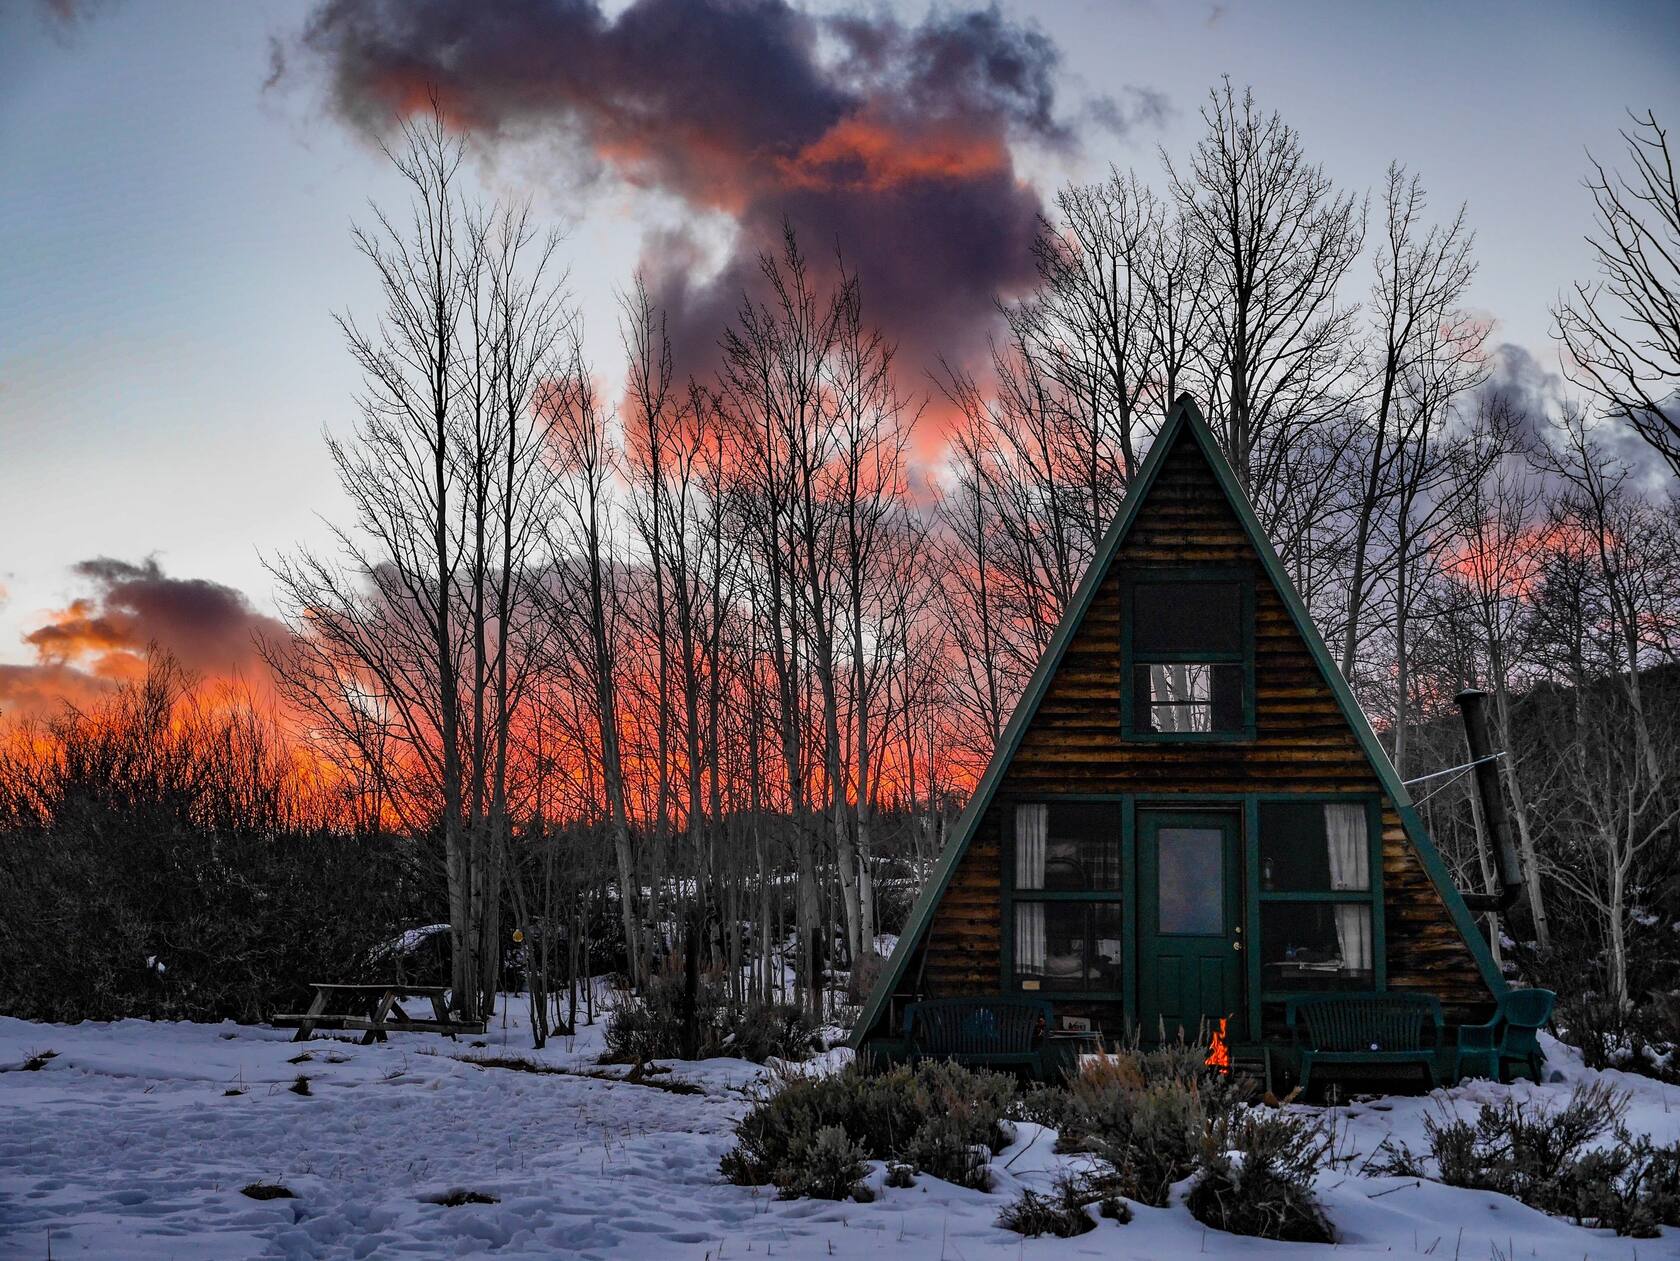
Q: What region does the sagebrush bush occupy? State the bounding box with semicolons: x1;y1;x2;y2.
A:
721;1059;1016;1197
1378;1080;1621;1192
727;1001;822;1063
1555;990;1680;1084
1012;1082;1074;1130
905;1112;994;1192
1549;1131;1680;1237
1051;1042;1252;1207
603;972;818;1065
1557;993;1645;1072
996;1173;1097;1238
1077;1080;1204;1206
778;1125;872;1201
1187;1111;1334;1243
1374;1081;1680;1238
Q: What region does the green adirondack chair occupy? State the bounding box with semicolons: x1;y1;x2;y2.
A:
1454;987;1556;1083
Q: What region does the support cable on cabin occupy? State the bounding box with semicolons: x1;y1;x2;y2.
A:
1402;752;1506;807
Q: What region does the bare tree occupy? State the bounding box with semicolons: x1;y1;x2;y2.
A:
540;341;647;992
452;198;572;1012
718;227;843;1015
266;106;490;1016
1009;170;1166;486
1166;79;1366;509
1339;165;1481;679
828;277;919;959
1554;111;1680;479
1527;409;1680;1001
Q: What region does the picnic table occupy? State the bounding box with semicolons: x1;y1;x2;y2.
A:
272;983;487;1044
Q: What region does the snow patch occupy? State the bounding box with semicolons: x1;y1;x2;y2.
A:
2;1008;1677;1258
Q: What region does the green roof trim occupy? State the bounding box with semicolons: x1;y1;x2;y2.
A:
848;396;1502;1049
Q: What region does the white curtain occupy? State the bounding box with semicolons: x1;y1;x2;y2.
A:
1324;803;1372;974
1015;805;1047;975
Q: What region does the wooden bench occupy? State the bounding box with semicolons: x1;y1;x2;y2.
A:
1454;987;1555;1084
272;983;487;1044
1286;993;1443;1095
903;996;1053;1080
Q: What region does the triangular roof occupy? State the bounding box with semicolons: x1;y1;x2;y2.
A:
850;395;1502;1047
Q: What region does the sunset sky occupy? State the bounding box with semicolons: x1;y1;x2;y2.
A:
2;0;1676;714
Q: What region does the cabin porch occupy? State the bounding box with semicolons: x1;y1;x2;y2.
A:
862;985;1550;1096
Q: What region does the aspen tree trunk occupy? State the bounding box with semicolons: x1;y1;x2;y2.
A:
1607;856;1629;1009
1465;783;1503;969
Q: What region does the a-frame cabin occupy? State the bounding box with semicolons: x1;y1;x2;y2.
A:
851;396;1504;1077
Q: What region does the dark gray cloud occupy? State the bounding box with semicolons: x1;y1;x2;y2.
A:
290;0;1161;374
2;557;287;717
1478;342;1566;447
1087;85;1171;137
1479;342;1676;490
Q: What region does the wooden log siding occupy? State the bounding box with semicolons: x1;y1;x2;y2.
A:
913;431;1493;1023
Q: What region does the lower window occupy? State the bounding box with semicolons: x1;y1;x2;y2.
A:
1258;902;1373;990
1015;901;1124;992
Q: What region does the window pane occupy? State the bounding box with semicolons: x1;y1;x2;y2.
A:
1016;901;1123;992
1089;901;1125;990
1133;582;1242;654
1260;802;1370;893
1259;902;1373;991
1018;802;1120;891
1135;663;1242;733
1042;802;1122;891
1157;827;1224;934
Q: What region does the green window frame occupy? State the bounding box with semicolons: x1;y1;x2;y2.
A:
1001;799;1128;1000
1119;569;1256;742
1254;796;1386;999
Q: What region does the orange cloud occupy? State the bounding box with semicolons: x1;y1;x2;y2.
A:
780;116;1009;194
1;558;288;720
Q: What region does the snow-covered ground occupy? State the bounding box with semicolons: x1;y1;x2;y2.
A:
3;998;1678;1260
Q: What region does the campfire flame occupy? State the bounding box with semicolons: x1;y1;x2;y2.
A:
1205;1017;1230;1072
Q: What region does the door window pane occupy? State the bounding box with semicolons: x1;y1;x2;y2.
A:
1157;826;1224;935
1015;901;1123;991
1259;902;1373;991
1133;582;1242;654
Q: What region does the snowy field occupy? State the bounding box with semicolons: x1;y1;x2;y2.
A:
3;998;1679;1260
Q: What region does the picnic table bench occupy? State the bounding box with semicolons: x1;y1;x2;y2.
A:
1286;993;1443;1095
272;983;487;1044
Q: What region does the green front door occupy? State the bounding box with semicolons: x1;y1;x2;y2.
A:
1138;810;1243;1043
